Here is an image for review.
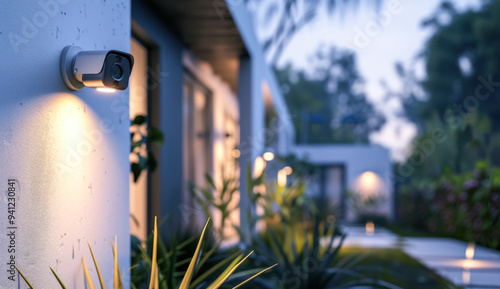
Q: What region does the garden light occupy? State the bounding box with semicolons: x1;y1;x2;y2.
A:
263;151;274;161
465;242;475;260
253;156;266;178
365;221;375;236
277;169;287;187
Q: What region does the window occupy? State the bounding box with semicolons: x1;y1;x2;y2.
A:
182;74;212;224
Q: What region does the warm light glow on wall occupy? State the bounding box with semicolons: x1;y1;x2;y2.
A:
462;243;475;286
253;156;266;178
277;169;287;187
263;152;274;161
354;171;385;200
360;171;377;188
365;221;375;236
57;95;89;145
283;166;293;175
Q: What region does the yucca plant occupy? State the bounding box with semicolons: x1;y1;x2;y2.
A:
16;218;276;289
250;217;403;289
240;162;402;289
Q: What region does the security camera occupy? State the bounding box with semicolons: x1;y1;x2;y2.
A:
60;45;134;91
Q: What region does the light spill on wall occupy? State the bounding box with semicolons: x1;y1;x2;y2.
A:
0;0;131;287
351;171;391;219
353;171;383;198
0;93;130;288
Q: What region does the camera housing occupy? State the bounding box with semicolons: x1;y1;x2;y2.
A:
60;45;134;91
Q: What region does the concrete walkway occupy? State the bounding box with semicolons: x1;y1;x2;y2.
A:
340;225;500;289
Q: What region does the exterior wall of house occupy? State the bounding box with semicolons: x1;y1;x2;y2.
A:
292;145;394;221
228;3;296;234
132;0;185;238
132;1;242;237
0;0;131;288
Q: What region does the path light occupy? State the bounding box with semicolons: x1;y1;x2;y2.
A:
263;151;275;161
465;242;475;260
365;221;375;236
462;242;475;284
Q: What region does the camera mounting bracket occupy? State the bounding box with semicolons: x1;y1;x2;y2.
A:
60;45;84;90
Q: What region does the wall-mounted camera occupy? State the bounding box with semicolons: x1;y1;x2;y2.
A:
60;45;134;91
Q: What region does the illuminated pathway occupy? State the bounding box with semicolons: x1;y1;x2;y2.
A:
339;225;500;288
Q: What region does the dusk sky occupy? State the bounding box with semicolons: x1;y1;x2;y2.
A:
249;0;482;161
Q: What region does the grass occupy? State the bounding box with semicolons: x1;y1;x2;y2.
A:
337;247;460;289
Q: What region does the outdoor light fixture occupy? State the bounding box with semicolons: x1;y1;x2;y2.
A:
263;152;275;161
365;221;375;236
60;45;134;91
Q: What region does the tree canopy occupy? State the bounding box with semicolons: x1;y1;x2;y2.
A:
396;0;500;180
276;47;385;144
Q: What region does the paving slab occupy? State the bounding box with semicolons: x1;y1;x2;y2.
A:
340;225;500;289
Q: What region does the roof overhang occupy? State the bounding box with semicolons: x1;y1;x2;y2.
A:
141;0;246;92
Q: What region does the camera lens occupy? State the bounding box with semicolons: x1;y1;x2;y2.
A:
111;63;123;80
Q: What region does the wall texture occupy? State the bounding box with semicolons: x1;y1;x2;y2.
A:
0;0;131;288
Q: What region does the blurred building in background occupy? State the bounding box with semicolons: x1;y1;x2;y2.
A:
293;145;393;222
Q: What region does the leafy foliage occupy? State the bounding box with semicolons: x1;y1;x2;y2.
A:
242;162;400;289
399;162;500;249
131;115;164;182
190;165;240;241
131;219;276;289
395;0;500;180
275;47;385;144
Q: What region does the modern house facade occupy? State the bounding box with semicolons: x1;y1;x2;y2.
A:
0;0;392;288
129;0;295;242
1;0;294;287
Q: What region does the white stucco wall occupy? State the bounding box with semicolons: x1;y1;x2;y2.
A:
0;0;131;288
292;145;394;221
